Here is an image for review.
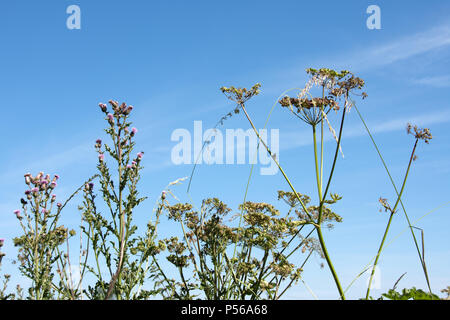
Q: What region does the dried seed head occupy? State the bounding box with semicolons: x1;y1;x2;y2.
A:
378;197;395;214
220;83;261;105
406;123;432;143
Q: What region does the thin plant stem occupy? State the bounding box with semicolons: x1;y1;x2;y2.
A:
354;105;432;293
240;102;345;299
312;95;349;300
312;125;323;201
365;139;418;299
239;103;315;223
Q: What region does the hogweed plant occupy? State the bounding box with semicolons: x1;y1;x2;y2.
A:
365;123;433;299
156;190;342;300
221;68;367;299
219;68;444;300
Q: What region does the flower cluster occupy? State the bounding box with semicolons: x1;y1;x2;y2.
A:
279;96;339;111
220;83;262;105
16;172;61;220
406;123;433;144
12;172;78;299
159;195;319;299
278;68;366;126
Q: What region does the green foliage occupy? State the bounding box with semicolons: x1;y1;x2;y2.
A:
11;172;85;299
79;101;161;300
2;67;441;300
380;287;440;300
157;191;338;300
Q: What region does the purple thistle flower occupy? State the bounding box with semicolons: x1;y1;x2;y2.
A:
14;210;22;219
107;113;114;124
31;187;39;193
57;203;62;208
54;174;60;180
126;164;132;169
96;139;102;145
131;127;138;135
0;239;4;247
137;152;144;160
25;190;31;195
50;181;57;189
99;154;105;162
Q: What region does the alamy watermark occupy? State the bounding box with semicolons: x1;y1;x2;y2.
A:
171;121;279;175
66;5;81;30
366;5;381;30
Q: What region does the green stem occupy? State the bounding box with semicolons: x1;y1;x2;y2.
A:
365;139;418;299
355;106;432;293
240;104;315;223
241;102;345;298
312;125;323;201
313;96;349;299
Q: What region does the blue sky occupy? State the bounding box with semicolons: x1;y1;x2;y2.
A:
0;0;449;299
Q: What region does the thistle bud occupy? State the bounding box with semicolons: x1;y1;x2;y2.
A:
24;173;31;185
31;187;39;197
107;113;114;125
109;100;118;109
25;190;32;200
14;210;22;220
125;106;133;115
99;103;107;113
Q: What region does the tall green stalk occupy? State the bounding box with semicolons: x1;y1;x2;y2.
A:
355;106;432;293
365;139;418;299
240;102;346;299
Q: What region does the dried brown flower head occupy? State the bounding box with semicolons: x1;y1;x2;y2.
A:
378;197;395;214
220;83;261;105
406;123;433;143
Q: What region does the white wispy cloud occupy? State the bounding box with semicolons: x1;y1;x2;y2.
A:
413;75;450;88
281;109;450;151
0;142;93;182
340;24;450;71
